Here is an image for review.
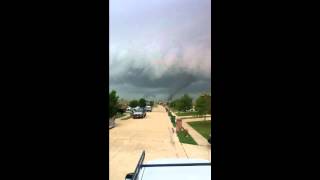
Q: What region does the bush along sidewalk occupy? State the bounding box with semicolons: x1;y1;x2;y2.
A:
168;111;176;127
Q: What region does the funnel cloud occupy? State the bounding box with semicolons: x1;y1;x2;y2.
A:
110;0;211;100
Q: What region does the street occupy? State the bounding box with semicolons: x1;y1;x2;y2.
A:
109;105;210;180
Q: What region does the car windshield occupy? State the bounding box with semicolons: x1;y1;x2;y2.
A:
136;108;144;112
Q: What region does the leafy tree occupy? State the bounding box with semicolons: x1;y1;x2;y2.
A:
169;99;179;110
177;94;193;112
109;90;119;118
149;101;154;107
195;94;211;120
129;100;139;108
169;95;192;112
169;100;175;108
138;98;147;108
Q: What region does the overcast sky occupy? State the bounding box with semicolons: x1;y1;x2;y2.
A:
110;0;211;101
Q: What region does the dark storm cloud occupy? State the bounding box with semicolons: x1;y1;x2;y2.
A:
110;65;200;89
110;0;211;99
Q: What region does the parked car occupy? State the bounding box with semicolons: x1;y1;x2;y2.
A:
126;107;132;112
125;151;211;180
128;109;135;115
133;106;140;111
145;105;152;112
186;108;196;112
132;108;146;119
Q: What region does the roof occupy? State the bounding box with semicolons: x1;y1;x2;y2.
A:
136;159;211;180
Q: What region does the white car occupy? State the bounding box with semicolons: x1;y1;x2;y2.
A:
145;106;152;112
126;107;132;112
125;151;211;180
186;108;196;112
134;106;140;111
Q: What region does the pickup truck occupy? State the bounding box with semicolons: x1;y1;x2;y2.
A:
125;151;211;180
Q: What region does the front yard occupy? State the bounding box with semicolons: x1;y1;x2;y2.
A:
176;111;199;116
187;121;211;139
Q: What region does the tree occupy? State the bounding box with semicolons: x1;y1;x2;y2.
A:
169;100;175;108
129;100;139;108
138;98;146;107
177;94;193;112
150;101;154;107
195;94;211;120
168;95;192;112
169;99;179;110
109;90;119;118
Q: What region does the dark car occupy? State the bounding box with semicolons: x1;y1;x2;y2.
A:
132;108;146;119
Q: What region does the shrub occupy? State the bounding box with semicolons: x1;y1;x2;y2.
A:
171;116;176;127
168;111;176;127
109;90;119;118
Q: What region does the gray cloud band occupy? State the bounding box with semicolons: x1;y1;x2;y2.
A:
110;0;211;100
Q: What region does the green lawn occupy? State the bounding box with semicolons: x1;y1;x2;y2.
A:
187;121;211;139
121;115;131;120
177;130;197;145
114;113;126;119
176;111;200;116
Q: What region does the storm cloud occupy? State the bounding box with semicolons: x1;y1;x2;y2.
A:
110;0;211;100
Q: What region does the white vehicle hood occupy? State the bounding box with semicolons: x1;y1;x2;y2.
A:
137;159;211;180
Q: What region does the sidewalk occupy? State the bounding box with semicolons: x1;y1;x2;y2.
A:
181;119;210;146
181;143;211;161
170;111;211;120
167;110;211;161
181;117;211;121
171;111;211;146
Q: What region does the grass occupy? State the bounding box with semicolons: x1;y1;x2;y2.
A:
114;113;126;119
177;130;197;145
187;121;211;139
176;111;199;116
121;115;131;120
